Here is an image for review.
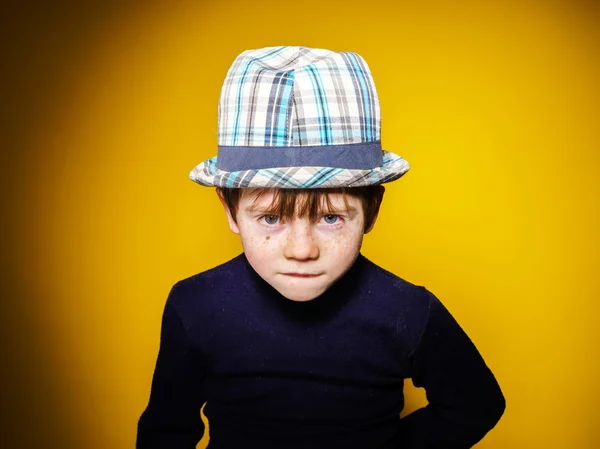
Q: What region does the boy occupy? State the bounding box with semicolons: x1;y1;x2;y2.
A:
137;46;505;449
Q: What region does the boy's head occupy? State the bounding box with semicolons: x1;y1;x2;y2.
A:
216;186;383;301
189;46;410;301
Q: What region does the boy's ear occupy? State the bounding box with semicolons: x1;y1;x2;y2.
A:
216;191;240;235
364;212;379;234
364;185;385;234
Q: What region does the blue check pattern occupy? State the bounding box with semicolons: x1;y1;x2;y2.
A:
190;46;410;188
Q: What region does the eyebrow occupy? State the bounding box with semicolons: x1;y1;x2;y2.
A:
245;204;273;213
245;204;358;214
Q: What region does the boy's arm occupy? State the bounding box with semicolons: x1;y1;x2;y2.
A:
137;284;206;449
398;288;506;449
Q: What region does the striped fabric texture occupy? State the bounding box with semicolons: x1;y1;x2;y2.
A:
190;46;410;188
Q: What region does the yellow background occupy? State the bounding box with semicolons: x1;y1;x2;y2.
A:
3;1;598;447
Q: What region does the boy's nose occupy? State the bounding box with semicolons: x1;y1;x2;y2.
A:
283;221;319;261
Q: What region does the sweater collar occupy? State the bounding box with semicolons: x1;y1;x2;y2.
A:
237;252;368;319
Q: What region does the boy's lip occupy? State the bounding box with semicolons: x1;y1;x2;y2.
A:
282;272;322;277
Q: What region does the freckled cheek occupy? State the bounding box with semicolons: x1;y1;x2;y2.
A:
242;236;262;252
245;235;282;257
320;229;359;251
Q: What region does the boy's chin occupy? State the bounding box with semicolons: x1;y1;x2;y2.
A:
276;287;326;302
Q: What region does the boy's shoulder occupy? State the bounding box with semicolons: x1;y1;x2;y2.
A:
359;254;429;297
164;254;248;307
173;253;246;290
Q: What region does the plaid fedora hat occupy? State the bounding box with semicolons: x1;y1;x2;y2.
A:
189;46;410;189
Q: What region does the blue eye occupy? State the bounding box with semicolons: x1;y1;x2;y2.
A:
262;215;280;225
323;215;339;224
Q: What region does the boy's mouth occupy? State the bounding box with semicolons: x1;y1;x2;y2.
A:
282;273;322;278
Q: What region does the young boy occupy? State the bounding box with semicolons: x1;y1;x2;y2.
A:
137;46;505;449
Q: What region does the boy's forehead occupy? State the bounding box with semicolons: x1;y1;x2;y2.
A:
240;188;276;205
240;188;357;209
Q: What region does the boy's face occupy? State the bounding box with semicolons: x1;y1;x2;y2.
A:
219;188;376;302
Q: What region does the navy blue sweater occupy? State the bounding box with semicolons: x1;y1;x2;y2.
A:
137;253;505;448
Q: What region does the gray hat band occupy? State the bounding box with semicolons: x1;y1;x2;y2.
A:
216;141;384;171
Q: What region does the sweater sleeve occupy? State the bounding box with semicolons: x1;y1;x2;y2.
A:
398;288;505;448
136;284;206;449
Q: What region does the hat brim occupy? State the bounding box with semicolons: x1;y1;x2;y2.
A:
189;150;409;189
